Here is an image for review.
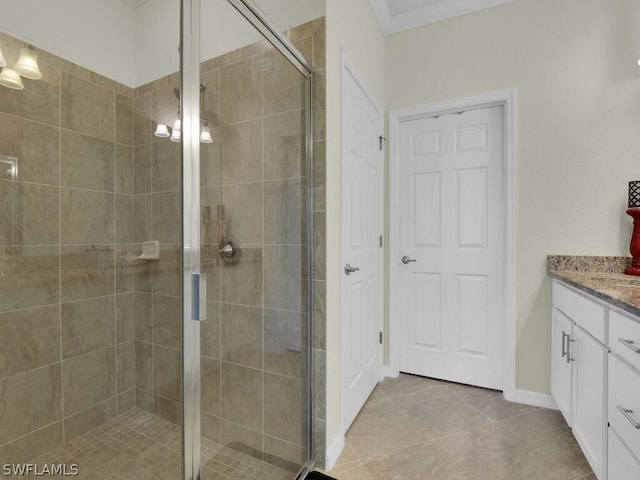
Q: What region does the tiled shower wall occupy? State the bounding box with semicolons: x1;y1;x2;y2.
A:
0;15;326;469
130;17;327;470
0;32;137;463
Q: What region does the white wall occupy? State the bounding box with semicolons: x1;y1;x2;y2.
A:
0;0;136;86
385;0;640;394
1;0;324;87
325;0;385;458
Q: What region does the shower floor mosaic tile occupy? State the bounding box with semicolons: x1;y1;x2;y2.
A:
27;409;292;480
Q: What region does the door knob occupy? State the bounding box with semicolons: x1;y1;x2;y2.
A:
344;263;360;275
401;256;417;264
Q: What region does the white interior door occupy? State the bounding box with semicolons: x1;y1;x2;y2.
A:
398;106;505;390
341;60;383;431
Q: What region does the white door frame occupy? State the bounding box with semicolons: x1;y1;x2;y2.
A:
388;89;518;402
340;47;385;432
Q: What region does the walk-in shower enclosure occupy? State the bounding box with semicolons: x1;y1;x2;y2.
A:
0;1;324;478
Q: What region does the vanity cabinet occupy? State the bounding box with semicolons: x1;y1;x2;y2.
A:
551;280;608;480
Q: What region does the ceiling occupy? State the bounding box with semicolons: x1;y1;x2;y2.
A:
369;0;514;35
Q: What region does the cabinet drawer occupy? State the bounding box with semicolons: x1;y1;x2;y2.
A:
609;354;640;460
553;281;606;343
610;310;640;372
609;427;640;480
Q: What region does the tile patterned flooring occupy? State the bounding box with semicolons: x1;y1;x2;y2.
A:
323;374;596;480
28;409;293;480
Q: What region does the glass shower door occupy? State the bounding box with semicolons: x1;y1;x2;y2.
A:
180;0;314;478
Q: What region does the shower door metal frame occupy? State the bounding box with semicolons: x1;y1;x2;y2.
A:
180;1;316;479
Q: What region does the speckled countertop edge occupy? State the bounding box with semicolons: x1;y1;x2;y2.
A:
547;255;640;318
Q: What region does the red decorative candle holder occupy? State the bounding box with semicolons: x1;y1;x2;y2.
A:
626;208;640;276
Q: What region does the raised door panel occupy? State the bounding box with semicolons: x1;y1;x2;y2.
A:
572;324;608;480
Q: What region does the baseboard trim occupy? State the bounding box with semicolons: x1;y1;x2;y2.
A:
325;432;345;471
380;365;399;380
514;389;558;410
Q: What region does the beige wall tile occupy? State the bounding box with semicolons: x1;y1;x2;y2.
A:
115;144;134;194
134;193;152;243
201;412;221;443
118;389;136;414
134;144;152;194
201;356;220;416
221;182;263;246
0;246;59;312
61;130;114;192
263;109;304;181
264;245;304;312
263;51;304;116
116;244;136;293
116;94;134;146
135;341;152;392
0;114;60;185
0;305;60;378
264;373;304;445
116;195;134;244
219;57;262;125
135;293;153;342
136;388;153;413
0;181;59;246
220;247;263;307
313;280;326;350
61;73;115;141
263;434;305;473
60;245;115;302
117;341;135;393
153;345;180;402
0;63;61;126
152;140;180;192
64;397;117;441
264;179;303;245
201;69;220;128
152;193;180;244
0;421;63;465
220;119;262;185
220;419;263;461
313;140;326;211
201;302;221;359
62;347;116;416
264;309;303;379
60;189;114;245
153;395;181;425
313;212;326;280
116;292;136;343
221;304;263;369
312;68;326;141
134;93;152;146
312;19;326;69
200;131;221;188
221;362;263;432
153;295;181;350
314;349;326;420
0;364;62;445
152;243;181;296
61;296;116;359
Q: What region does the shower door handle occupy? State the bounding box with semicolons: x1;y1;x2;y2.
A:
192;273;207;321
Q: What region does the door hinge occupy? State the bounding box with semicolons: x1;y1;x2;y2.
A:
378;135;386;151
379;332;383;344
379;235;383;248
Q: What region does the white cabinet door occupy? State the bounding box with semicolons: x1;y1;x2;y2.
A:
572;324;608;480
608;427;640;480
551;308;573;427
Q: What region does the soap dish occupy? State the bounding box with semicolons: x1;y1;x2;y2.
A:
137;241;160;260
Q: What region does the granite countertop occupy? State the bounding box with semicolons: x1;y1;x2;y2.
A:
547;255;640;318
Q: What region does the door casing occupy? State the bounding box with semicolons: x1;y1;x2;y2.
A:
388;89;517;402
